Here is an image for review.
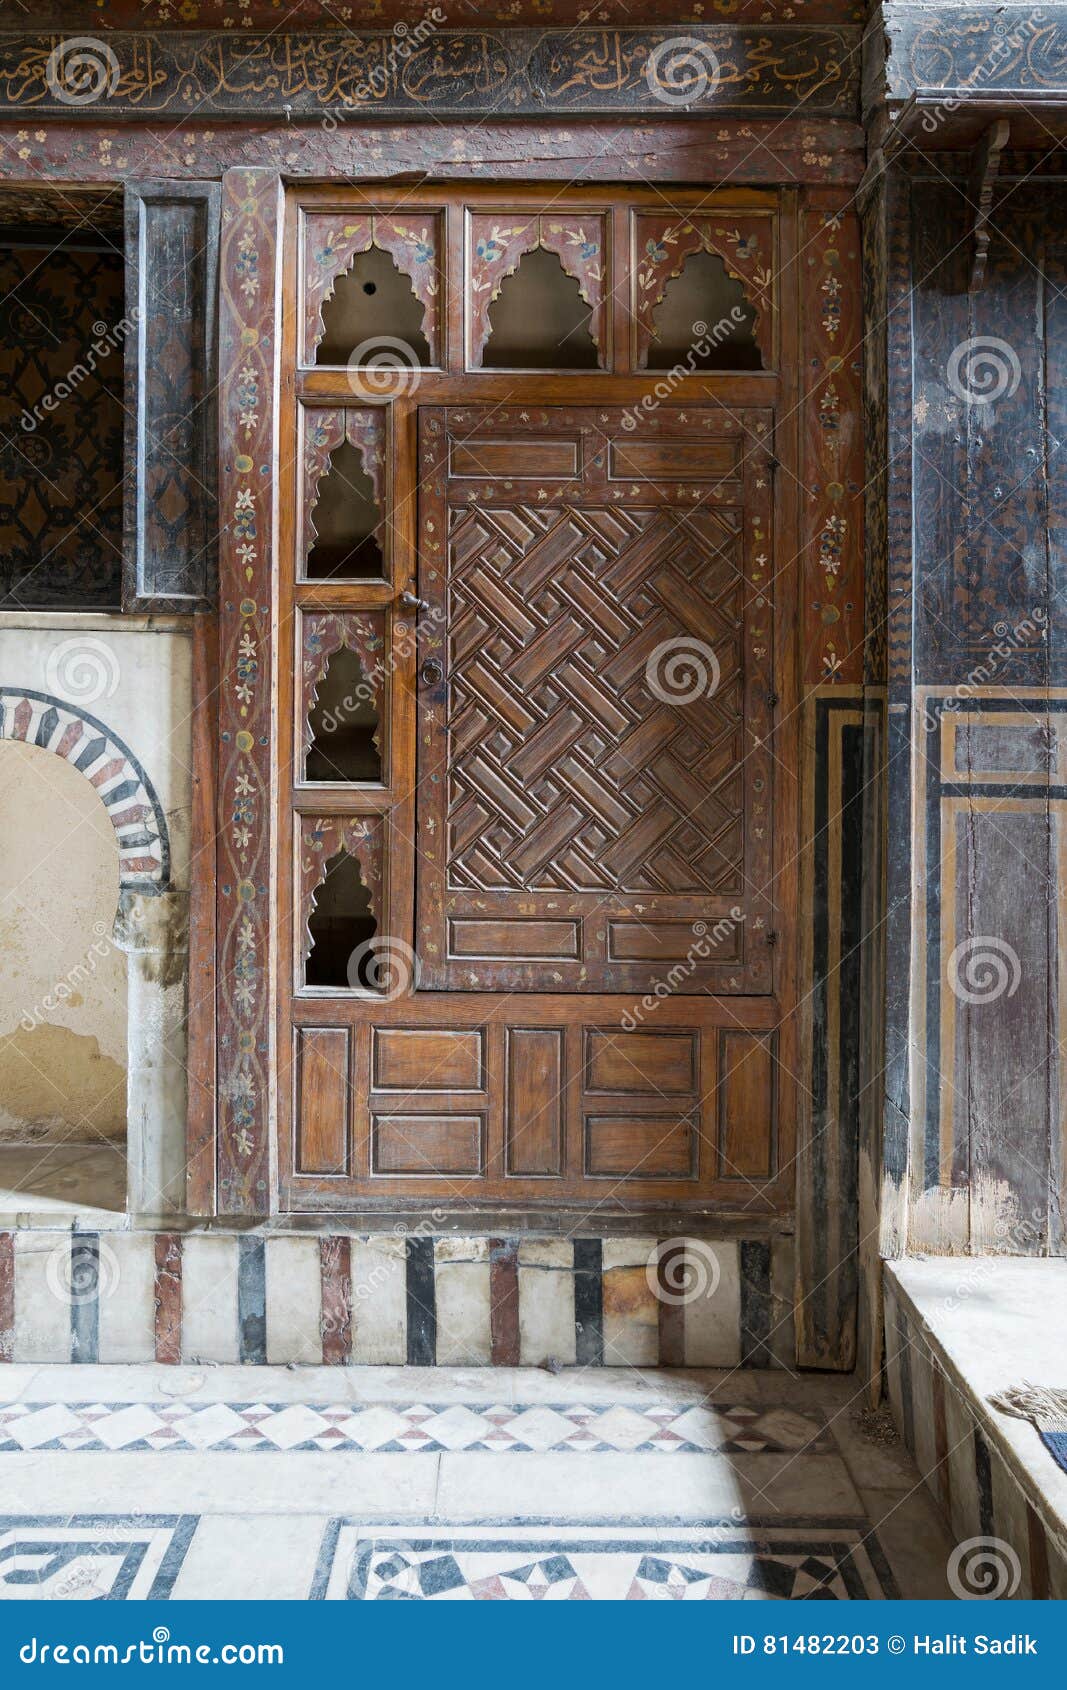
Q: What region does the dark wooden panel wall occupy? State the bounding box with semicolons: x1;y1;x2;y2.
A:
875;170;1067;1258
123;181;219;611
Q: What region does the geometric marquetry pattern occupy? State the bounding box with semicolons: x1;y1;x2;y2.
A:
445;503;744;896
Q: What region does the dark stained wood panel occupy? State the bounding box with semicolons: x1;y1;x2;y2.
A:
123;180;219;611
586;1030;696;1096
373;1028;484;1093
295;1027;350;1175
505;1028;564;1177
373;1114;485;1176
585;1115;696;1179
717;1030;776;1180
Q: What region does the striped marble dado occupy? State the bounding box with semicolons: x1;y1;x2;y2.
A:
884;1274;1067;1601
0;1232;794;1370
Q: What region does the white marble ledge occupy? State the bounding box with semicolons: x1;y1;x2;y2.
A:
886;1257;1067;1550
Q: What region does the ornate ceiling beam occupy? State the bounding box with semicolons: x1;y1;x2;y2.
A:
0;27;860;120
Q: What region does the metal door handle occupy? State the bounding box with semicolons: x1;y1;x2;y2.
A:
420;658;444;686
400;590;430;614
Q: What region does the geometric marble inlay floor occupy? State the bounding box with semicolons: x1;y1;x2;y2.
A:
0;1365;954;1600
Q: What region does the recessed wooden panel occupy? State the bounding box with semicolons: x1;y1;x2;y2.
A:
372;1027;484;1093
506;1028;564;1177
607;919;743;964
717;1031;776;1180
585;1115;696;1179
607;439;739;482
449;438;580;479
416;404;776;997
449;919;580;960
372;1114;485;1176
585;1029;697;1095
295;1027;350;1175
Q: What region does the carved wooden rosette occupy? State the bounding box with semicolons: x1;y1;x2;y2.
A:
632;212;775;370
298;814;385;976
301;405;387;573
800;196;863;687
468;211;609;366
299;609;387;779
303;211;442;363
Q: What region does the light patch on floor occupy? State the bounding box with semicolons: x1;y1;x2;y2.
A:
0;1364;955;1600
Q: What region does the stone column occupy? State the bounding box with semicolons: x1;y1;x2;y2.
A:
112;888;189;1219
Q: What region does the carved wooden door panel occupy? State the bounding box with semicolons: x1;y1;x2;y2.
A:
415;405;777;996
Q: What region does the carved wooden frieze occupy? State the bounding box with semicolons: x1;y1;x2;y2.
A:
468;212;608;367
299;610;387;781
0;121;865;189
303;212;441;363
881;4;1067;110
298;814;385;976
301;405;387;571
0;29;861;119
28;2;867;26
215;166;282;1216
632;211;776;370
800;197;864;687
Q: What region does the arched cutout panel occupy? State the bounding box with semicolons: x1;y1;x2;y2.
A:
306;438;385;581
299;814;385;992
306;645;382;784
647;252;762;372
304;210;442;366
481;247;601;370
304;849;378;989
633;211;776;371
317;245;432;368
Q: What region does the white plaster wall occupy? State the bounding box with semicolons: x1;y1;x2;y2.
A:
0;741;127;1140
0;614;193;1154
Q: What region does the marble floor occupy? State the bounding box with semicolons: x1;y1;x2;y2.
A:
0;1362;954;1600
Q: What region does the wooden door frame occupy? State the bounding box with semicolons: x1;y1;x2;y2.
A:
205;146;865;1369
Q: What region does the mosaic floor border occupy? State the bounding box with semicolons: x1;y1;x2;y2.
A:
311;1520;900;1602
0;1400;831;1455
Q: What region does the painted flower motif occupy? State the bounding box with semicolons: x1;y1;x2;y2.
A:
645;238;668;265
578;240;599;261
476;236;505;263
